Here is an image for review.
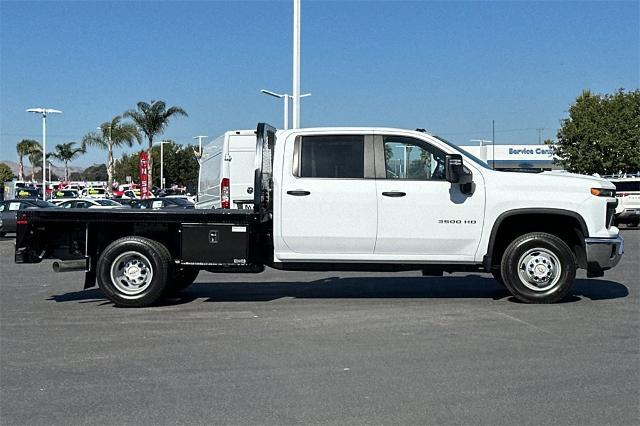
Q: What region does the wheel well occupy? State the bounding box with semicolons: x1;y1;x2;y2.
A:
487;213;587;270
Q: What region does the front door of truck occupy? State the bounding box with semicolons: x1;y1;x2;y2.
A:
279;133;378;256
374;134;485;259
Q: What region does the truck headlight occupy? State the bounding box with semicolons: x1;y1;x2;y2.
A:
591;188;616;197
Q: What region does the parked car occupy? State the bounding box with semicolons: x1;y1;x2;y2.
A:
114;198;142;208
113;184;140;198
607;176;640;227
136;198;195;210
81;187;107;199
58;199;130;210
164;194;197;204
14;188;40;199
120;189;142;199
0;199;57;236
49;189;80;205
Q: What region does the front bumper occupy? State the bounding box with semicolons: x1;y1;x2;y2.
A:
585;235;624;276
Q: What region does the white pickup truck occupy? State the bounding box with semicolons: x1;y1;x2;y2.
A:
15;123;624;307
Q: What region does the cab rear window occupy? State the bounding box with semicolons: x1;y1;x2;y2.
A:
299;135;365;178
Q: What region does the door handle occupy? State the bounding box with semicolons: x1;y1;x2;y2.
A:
382;191;406;197
287;190;311;196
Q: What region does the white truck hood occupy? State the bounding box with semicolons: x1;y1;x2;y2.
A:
541;171;616;189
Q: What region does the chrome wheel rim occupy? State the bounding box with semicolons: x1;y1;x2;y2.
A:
110;251;154;299
517;248;561;291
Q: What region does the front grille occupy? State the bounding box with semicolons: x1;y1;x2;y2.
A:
606;200;617;228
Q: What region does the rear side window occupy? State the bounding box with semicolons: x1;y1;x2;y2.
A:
299;135;364;178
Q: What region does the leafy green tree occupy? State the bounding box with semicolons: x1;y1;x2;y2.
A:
82;164;108;181
31;151;56;182
113;144;199;191
26;141;42;182
0;162;14;185
69;171;83;181
124;100;188;192
113;153;141;184
16;139;38;181
554;89;640;174
82;116;141;195
50;142;85;181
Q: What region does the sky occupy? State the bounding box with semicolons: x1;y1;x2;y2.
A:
1;0;638;167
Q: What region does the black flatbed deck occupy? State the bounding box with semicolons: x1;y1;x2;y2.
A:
22;208;259;224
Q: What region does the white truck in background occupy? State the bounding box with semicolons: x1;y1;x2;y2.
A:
196;130;256;210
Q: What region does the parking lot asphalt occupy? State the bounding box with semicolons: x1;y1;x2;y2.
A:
1;230;638;426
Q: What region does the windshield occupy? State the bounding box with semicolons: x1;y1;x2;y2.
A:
95;199;120;206
432;135;493;170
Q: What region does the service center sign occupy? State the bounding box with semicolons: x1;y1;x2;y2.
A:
139;151;150;199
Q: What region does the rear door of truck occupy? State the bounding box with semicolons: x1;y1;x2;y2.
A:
277;131;378;256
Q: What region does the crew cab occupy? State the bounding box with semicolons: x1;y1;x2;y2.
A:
15;124;624;307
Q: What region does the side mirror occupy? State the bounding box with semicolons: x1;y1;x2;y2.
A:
445;154;473;185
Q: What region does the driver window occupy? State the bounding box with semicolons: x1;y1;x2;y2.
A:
383;136;446;180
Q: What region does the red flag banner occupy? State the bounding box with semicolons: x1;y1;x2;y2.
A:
139;151;150;199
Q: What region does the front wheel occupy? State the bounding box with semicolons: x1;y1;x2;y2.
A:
500;232;576;304
97;237;170;307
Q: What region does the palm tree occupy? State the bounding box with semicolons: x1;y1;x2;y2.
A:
124;100;188;192
82;116;141;195
50;142;85;181
16;139;39;181
26;141;42;182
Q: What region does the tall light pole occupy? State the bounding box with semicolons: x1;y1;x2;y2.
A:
261;89;310;130
159;140;171;190
193;135;208;157
26;108;62;199
292;0;301;128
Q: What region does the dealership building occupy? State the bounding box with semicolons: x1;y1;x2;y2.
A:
457;143;559;171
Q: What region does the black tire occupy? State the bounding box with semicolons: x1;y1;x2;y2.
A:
167;267;200;294
97;236;170;307
500;232;576;304
0;232;6;238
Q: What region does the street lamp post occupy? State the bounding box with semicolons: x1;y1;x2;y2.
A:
292;0;301;128
159;140;179;191
193;135;208;157
160;140;169;190
261;89;311;129
26;108;62;199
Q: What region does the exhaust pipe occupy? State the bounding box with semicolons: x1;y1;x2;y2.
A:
52;259;88;273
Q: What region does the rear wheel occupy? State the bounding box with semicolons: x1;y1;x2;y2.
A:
500;232;576;304
0;231;6;238
97;237;170;307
